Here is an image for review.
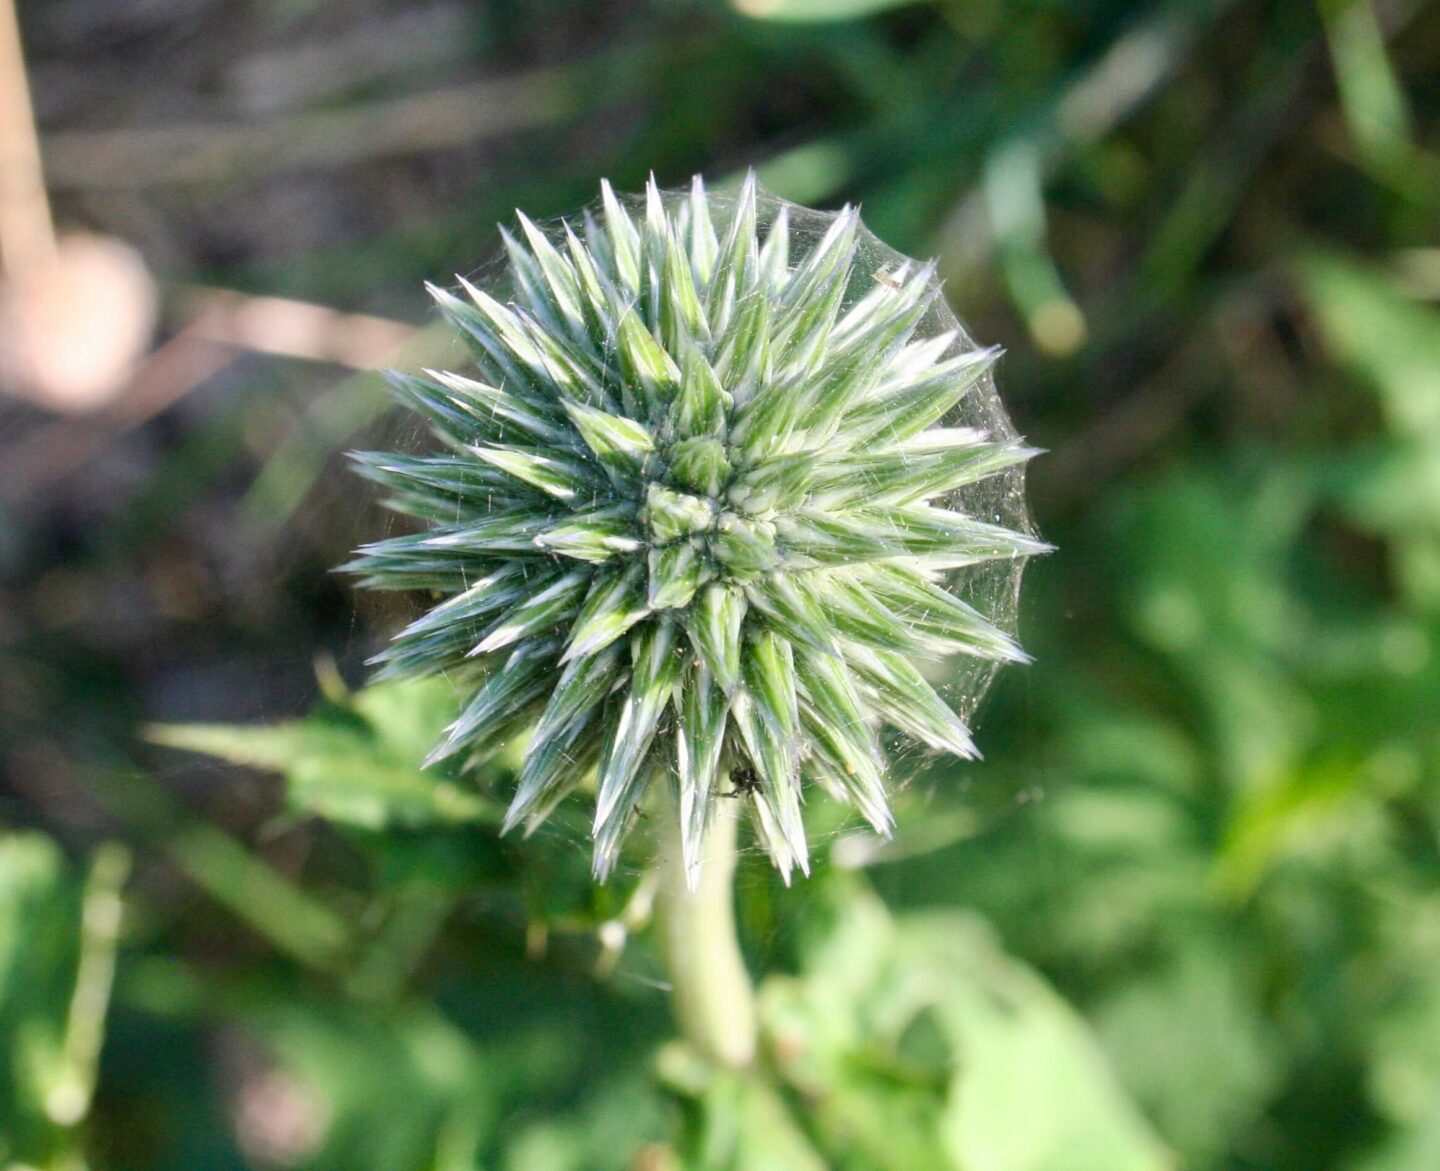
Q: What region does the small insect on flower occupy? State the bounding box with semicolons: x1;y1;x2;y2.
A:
345;173;1047;887
722;765;763;800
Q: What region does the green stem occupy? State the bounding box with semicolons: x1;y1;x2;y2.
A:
47;843;130;1129
657;797;757;1068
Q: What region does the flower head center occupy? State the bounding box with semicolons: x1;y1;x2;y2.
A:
643;482;717;542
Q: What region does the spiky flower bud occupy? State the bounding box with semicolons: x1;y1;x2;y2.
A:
346;175;1045;884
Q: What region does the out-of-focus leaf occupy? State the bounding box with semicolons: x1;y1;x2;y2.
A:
759;887;1172;1171
1094;944;1283;1167
202;980;669;1171
1214;754;1372;897
1354;1107;1440;1171
1317;0;1414;167
147;678;497;829
1304;252;1440;442
662;1061;830;1171
0;834;124;1169
1304;252;1440;608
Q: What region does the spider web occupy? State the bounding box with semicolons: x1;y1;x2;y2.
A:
342;177;1043;889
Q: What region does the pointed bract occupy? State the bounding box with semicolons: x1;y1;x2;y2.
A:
675;664;729;888
350;174;1043;881
592;621;684;877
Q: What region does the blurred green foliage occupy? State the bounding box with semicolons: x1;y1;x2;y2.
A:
0;833;85;1169
1;836;126;1171
4;0;1440;1167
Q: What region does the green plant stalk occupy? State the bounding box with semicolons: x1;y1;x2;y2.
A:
47;842;130;1129
657;794;757;1068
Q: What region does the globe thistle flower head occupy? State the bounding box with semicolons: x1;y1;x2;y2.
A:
346;174;1046;885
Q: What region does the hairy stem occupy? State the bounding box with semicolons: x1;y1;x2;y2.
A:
657;796;757;1068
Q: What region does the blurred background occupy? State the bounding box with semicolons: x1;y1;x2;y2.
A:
3;0;1440;1168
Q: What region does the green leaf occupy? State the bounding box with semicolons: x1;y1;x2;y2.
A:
760;893;1172;1171
670;1070;831;1171
1094;945;1282;1165
150;679;497;827
936;925;1174;1171
0;832;81;1160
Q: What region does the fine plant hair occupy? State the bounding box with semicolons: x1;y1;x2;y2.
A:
344;173;1045;887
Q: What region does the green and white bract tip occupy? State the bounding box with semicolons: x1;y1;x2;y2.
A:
346;173;1046;885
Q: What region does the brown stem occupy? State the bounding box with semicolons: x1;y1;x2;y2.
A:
0;0;56;272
